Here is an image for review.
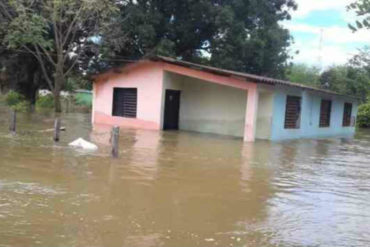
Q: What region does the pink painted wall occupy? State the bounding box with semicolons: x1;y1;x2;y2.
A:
92;62;164;129
244;85;259;142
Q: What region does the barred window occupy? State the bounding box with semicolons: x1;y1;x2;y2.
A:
284;96;301;129
112;88;137;118
319;100;332;127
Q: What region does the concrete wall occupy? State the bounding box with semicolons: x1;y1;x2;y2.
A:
92;61;358;142
271;87;358;140
93;62;164;129
255;91;274;139
162;72;247;137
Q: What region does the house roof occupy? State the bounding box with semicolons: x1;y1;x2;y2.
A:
150;56;358;100
94;55;358;100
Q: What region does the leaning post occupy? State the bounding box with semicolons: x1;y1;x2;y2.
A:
53;118;61;142
9;110;16;134
111;126;120;158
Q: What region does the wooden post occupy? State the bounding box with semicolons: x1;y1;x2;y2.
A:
65;99;68;113
53;118;61;142
65;98;70;113
9;110;16;133
111;126;120;158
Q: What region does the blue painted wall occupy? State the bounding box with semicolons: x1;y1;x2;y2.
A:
270;87;358;141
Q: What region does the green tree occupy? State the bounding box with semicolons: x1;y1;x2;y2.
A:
209;0;297;78
348;0;370;31
319;66;370;103
0;0;118;112
101;0;297;78
285;63;321;86
350;46;370;73
0;42;46;105
357;103;370;128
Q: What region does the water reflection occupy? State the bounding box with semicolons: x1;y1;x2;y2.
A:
0;110;369;246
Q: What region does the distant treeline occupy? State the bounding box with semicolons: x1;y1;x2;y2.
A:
286;47;370;104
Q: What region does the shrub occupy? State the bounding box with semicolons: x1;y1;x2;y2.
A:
5;91;24;106
36;95;54;108
4;91;30;112
357;103;370;128
12;101;30;112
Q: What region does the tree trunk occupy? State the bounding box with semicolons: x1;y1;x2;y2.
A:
53;66;65;113
53;90;62;113
53;77;64;113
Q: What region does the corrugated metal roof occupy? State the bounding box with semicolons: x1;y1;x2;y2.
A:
151;56;358;100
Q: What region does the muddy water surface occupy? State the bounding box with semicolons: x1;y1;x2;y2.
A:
0;109;370;247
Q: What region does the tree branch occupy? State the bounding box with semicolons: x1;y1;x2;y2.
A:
37;44;57;67
64;51;83;76
62;6;82;48
0;1;13;20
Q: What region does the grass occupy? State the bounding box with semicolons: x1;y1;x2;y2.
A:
0;91;92;113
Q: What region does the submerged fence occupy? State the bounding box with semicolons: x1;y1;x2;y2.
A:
8;110;120;158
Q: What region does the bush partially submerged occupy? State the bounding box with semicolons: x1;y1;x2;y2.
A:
5;91;24;106
36;95;54;109
12;100;31;112
357;103;370;128
5;91;30;112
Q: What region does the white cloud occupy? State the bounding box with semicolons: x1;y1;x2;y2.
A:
293;0;352;18
290;40;353;68
285;23;370;44
283;1;368;68
283;24;362;67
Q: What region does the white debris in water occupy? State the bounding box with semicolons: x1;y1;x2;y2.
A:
204;238;215;242
68;138;98;150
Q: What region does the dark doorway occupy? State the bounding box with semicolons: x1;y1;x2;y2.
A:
164;90;181;130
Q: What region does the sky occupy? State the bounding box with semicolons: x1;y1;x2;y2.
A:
284;0;370;69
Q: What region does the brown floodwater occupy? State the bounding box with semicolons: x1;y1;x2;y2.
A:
0;107;370;247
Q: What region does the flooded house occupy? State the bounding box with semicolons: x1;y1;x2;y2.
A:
92;56;358;142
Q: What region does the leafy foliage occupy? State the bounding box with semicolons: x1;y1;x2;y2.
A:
319;66;370;102
357;103;370;127
5;90;24;106
0;0;119;112
99;0;297;78
36;94;54;109
209;0;297;78
12;100;30;112
348;0;370;31
5;90;30;112
286;48;370;104
286;64;321;86
350;47;370;73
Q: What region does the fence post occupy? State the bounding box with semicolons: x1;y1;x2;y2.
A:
111;126;120;158
9;110;16;133
65;99;69;113
53;118;61;142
